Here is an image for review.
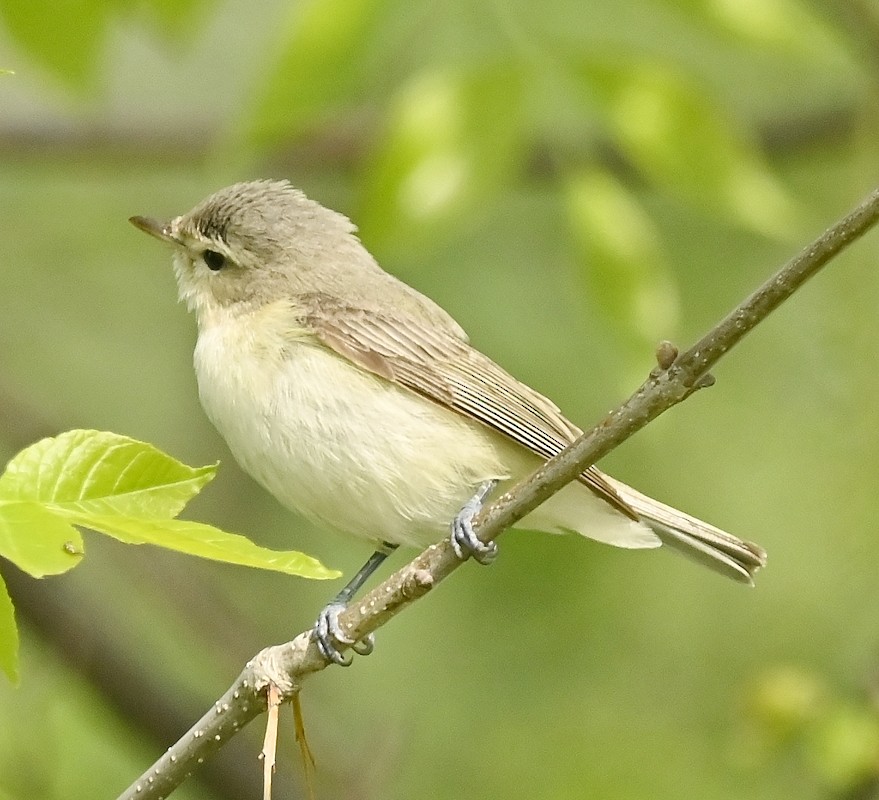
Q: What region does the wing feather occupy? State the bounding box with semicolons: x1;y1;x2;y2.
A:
300;294;637;519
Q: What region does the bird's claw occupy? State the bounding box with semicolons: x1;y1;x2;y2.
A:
313;601;373;666
450;480;499;564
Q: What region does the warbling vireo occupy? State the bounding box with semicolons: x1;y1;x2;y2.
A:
130;180;766;664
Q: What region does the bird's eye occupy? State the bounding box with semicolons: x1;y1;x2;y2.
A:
202;249;226;271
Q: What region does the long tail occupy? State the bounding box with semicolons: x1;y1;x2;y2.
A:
603;476;767;585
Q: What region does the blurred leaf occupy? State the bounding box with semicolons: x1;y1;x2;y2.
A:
0;0;206;87
564;168;678;342
359;64;524;249
571;59;798;238
62;514;340;579
688;0;853;64
0;0;110;86
0;577;18;684
241;0;396;147
749;665;826;741
747;666;879;792
808;705;879;790
137;0;206;38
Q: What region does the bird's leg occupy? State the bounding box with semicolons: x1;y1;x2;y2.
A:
314;480;498;664
313;541;398;666
450;480;499;564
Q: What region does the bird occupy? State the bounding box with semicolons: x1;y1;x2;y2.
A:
130;179;766;664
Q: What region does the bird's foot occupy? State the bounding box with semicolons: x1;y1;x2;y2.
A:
313;601;374;666
450;480;499;564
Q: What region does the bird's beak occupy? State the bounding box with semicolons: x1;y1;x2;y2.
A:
129;215;179;244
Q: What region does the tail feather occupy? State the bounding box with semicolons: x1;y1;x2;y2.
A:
603;476;767;585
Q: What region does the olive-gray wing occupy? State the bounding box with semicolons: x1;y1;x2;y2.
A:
300;294;638;520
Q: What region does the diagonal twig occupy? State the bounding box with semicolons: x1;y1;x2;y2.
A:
116;187;879;800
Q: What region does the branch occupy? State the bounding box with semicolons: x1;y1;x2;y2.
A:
116;187;879;800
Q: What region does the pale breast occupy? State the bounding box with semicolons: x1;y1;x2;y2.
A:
192;307;512;548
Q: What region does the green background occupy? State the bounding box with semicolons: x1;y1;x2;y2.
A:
2;0;879;797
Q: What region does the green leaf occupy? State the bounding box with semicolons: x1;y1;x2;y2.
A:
0;0;207;88
0;430;339;580
138;0;207;39
65;514;339;579
0;429;215;520
572;59;798;238
0;500;83;577
809;705;879;790
564;168;678;343
680;0;851;64
240;0;395;148
358;64;524;251
0;0;110;87
0;576;19;684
